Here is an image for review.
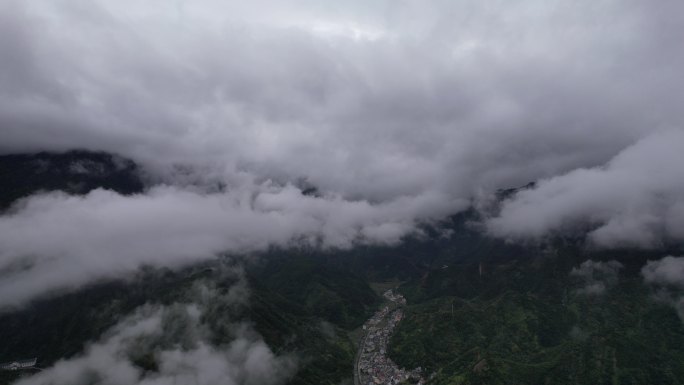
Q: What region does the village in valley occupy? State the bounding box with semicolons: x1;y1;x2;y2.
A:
356;289;426;385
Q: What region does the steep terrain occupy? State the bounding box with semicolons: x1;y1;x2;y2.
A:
0;152;377;385
1;151;684;385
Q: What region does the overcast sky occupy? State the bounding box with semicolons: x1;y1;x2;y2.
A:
1;0;684;307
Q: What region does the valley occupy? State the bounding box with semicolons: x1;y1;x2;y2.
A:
1;152;684;385
356;289;424;385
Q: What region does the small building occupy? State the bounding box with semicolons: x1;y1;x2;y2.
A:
1;358;38;371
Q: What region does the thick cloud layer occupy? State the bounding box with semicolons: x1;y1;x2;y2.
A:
1;0;684;306
2;0;683;198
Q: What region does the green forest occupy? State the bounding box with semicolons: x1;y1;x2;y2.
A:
1;152;683;385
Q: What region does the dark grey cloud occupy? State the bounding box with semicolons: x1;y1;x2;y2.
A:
1;0;684;305
1;0;680;196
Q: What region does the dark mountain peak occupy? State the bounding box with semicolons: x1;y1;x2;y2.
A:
0;150;144;210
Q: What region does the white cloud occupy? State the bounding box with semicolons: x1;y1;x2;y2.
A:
642;256;684;289
570;260;623;295
641;256;684;321
486;130;684;248
0;184;460;308
1;0;680;201
13;276;296;385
